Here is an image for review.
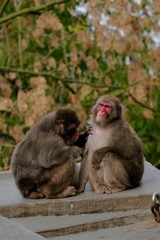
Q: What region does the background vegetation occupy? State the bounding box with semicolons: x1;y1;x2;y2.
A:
0;0;160;170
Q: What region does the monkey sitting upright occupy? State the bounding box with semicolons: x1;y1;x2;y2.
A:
79;95;144;194
11;108;86;199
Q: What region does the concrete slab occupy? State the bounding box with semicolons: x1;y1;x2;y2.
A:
0;160;160;240
12;209;151;238
0;216;46;240
50;220;160;240
0;161;160;218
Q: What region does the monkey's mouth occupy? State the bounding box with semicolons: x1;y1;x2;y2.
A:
98;112;106;117
66;129;79;142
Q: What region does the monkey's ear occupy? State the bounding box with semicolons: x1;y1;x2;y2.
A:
119;103;125;111
121;104;125;113
116;104;122;111
57;120;64;128
92;105;96;113
116;103;124;118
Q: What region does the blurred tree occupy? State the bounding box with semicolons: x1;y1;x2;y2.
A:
0;0;160;170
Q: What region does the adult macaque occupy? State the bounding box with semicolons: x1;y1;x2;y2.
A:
79;95;144;194
11;108;85;199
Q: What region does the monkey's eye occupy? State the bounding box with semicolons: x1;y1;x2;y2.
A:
62;129;76;139
98;102;112;111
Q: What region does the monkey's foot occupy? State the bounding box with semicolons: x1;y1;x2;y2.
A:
44;187;77;199
57;186;77;198
78;185;85;193
105;186;126;194
27;191;45;199
94;185;107;194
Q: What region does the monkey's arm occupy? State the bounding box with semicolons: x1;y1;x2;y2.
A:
92;141;141;169
38;137;83;168
92;146;121;169
75;130;89;148
78;150;89;192
75;126;92;148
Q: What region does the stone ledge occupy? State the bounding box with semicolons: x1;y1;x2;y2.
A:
0;160;160;240
0;161;160;217
0;216;46;240
50;220;160;240
12;209;151;237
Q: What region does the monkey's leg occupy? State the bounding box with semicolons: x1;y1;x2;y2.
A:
78;154;90;192
20;186;45;199
27;191;45;199
39;185;77;199
89;167;107;194
38;160;77;198
105;185;126;194
102;153;129;194
17;173;46;199
21;185;45;199
56;186;77;198
71;163;80;189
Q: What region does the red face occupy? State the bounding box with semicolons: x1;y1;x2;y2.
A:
72;129;79;142
58;120;79;143
97;102;112;118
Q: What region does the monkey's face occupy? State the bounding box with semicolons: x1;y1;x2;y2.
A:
62;123;80;145
93;97;122;127
97;102;112;118
56;108;81;145
95;101;113;125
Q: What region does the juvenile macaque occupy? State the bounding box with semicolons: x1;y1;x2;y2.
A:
11;108;85;199
79;95;144;194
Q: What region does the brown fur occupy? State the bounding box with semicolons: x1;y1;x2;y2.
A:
79;95;144;194
11;108;83;199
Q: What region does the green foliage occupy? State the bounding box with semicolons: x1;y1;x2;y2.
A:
127;104;160;165
0;0;160;169
98;56;108;71
0;54;6;65
109;64;128;87
6;113;21;127
0;146;9;164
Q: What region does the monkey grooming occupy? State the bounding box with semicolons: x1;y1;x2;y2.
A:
11;108;85;199
79;95;144;194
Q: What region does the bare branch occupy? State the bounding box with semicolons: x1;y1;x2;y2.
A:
0;0;10;17
0;66;108;88
0;66;153;96
128;92;156;112
0;0;69;25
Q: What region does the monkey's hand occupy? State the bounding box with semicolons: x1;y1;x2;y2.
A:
71;146;83;160
92;151;101;169
87;125;93;135
75;131;88;148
